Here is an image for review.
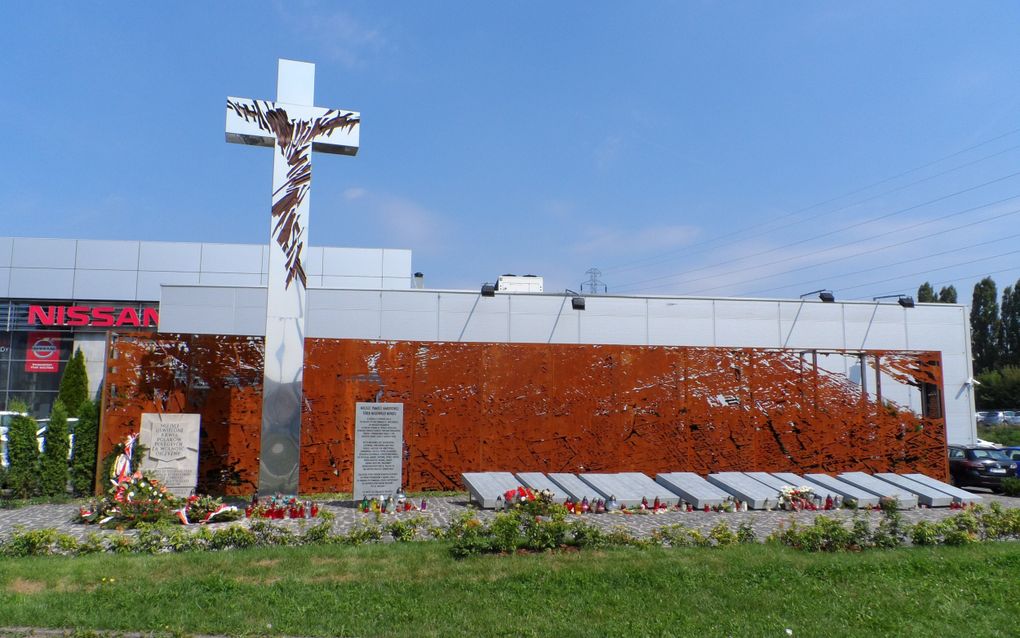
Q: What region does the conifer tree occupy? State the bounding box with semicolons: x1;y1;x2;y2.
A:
1001;281;1020;368
917;282;936;303
971;277;1000;374
70;399;100;496
937;285;958;304
6;400;40;498
39;400;70;496
57;349;89;417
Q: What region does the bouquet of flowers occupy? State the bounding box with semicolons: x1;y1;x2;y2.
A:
778;485;814;511
78;470;180;526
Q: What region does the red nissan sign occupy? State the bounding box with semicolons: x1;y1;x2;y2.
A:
25;332;61;373
27;305;159;328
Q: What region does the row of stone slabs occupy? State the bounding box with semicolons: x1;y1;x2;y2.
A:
462;470;981;510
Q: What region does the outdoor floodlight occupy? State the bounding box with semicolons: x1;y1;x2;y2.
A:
800;289;835;303
566;289;586;310
872;294;914;308
481;283;496;297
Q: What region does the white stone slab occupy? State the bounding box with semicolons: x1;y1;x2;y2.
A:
805;474;881;507
548;473;603;502
769;472;844;501
462;472;522;509
837;472;918;508
873;473;953;507
902;473;983;504
744;472;796;495
515;472;566;503
578;473;635;505
655;472;730;508
706;472;776;509
620;472;681;505
139;413;201;497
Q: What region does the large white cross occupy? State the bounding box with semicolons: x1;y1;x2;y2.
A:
226;59;360;495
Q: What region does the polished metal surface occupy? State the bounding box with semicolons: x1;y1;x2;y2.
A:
226;59;360;494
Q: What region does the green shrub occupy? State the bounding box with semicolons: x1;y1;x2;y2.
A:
384;515;428;542
209;525;258;550
1001;477;1020;497
910;520;942;546
570;521;609;548
57;349;89;417
249;520;296;547
737;521;757;544
3;527;61;557
39;400;70;497
871;510;907;548
708;521;739;547
770;517;859;552
70;400;99;496
343;522;383;546
6;403;40;498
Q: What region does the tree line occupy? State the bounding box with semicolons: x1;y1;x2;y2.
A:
918;276;1020;409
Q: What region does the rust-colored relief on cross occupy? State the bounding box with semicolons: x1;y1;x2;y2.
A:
99;334;948;495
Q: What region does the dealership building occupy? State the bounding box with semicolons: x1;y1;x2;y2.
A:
0;236;411;416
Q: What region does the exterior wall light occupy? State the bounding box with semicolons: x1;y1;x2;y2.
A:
800;289;835;302
872;294;915;308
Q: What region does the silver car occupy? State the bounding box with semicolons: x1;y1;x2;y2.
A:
1003;411;1020;426
978;411;1005;426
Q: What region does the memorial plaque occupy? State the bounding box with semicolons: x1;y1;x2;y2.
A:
139;413;201;497
353;402;404;500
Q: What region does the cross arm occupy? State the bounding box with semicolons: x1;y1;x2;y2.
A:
226;97;361;155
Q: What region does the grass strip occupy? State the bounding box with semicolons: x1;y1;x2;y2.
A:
1;542;1019;637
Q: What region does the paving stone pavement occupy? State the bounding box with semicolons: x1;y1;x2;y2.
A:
1;489;1017;543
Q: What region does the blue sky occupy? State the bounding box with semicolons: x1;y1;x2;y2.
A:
4;2;1020;302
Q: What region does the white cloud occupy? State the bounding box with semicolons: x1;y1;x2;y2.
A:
339;187;447;253
572;224;700;257
275;3;388;69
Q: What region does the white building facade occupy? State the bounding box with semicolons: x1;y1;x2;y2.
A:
0;237;411;415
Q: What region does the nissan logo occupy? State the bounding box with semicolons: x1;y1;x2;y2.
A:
32;339;58;359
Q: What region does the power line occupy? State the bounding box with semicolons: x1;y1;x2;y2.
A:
736;227;1020;298
713;202;1020;295
865;266;1020;301
600;127;1020;275
614;187;1020;293
832;248;1020;295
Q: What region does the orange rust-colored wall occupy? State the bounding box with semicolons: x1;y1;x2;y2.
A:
100;333;948;495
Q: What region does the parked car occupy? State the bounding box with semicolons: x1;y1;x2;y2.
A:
999;447;1020;476
977;411;1006;426
1003;411;1020;426
948;445;1018;491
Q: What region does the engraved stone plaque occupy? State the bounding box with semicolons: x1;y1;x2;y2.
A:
353;402;403;500
139;413;201;497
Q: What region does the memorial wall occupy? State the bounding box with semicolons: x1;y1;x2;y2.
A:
99;332;948;495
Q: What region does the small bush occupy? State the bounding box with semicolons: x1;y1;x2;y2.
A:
1001;477;1020;497
910;520;942;546
2;527;70;557
249;520;296;547
708;521;739;547
209;525;258;550
737;521;757;544
385;515;429;543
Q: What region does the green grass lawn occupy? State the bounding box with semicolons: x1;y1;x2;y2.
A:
2;541;1019;638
